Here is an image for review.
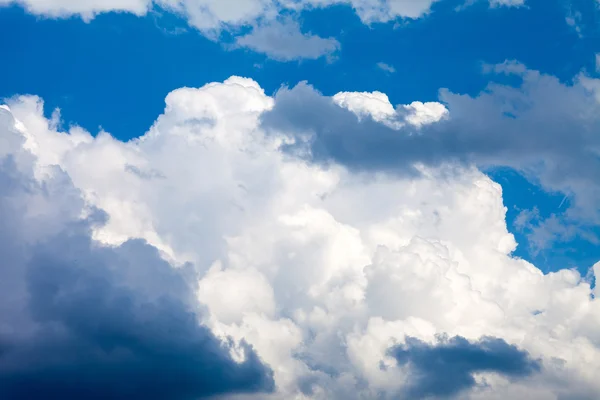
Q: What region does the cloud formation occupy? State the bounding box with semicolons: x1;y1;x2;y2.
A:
376;62;396;73
262;62;600;248
0;0;533;61
2;74;600;399
389;336;540;399
235;18;340;61
0;106;274;399
1;0;525;31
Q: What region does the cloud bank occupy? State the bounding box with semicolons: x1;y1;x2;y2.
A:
2;73;600;399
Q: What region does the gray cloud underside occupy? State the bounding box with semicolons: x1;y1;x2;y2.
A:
0;111;274;400
389;335;541;399
260;64;600;243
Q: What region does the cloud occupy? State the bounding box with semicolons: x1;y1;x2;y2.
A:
489;0;525;6
0;107;274;399
0;0;533;61
376;62;396;73
3;75;600;399
0;0;149;19
331;90;448;129
389;336;541;399
235;19;340;61
0;0;441;27
261;62;600;248
1;0;526;31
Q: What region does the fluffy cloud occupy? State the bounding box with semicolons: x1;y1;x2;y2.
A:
2;74;600;399
0;105;274;399
0;0;149;18
332;90;448;129
263;62;600;249
1;0;524;29
0;0;438;25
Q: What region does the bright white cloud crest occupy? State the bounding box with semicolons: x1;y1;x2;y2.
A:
2;76;600;399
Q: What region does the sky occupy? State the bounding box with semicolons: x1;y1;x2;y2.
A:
1;0;600;399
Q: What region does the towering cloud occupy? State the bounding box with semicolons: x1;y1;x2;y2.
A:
1;74;600;399
0;105;274;400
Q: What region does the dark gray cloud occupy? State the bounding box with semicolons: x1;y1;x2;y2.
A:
388;335;541;399
262;66;600;180
0;129;274;400
260;64;600;247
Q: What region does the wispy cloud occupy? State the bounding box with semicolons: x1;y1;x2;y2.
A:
376;62;396;73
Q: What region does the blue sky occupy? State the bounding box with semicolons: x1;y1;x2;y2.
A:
3;1;600;398
2;0;597;271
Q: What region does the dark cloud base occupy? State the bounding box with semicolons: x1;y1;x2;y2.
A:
388;335;541;399
0;148;274;400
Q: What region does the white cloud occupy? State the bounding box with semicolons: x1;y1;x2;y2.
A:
3;75;600;399
333;91;398;123
0;0;528;61
1;0;523;31
264;62;600;254
489;0;525;7
376;62;396;73
0;102;275;399
0;0;149;19
235;18;340;61
333;90;448;128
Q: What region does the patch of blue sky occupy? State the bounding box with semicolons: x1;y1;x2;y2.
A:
487;167;600;274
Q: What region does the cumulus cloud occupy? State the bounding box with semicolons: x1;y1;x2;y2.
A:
0;106;274;399
262;62;600;248
3;75;600;399
235;19;340;61
332;90;448;129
